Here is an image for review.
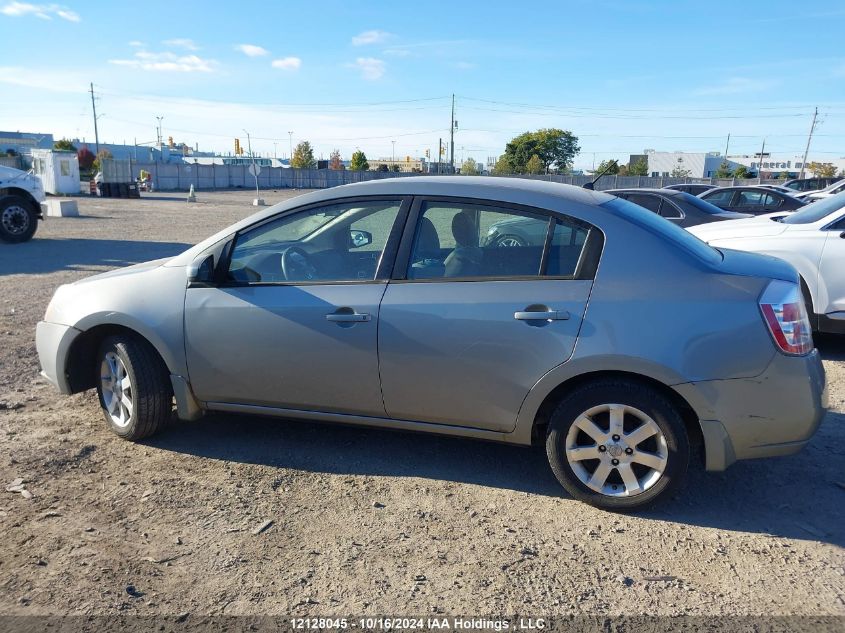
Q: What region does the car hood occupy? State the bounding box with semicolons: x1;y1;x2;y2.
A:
688;216;788;241
71;257;173;285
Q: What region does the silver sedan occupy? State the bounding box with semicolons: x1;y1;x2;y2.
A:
36;177;826;510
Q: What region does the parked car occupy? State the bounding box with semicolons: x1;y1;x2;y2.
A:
689;191;845;334
755;184;804;196
700;186;806;214
782;177;842;193
605;188;751;228
805;179;845;201
0;164;46;243
36;177;825;510
662;183;716;196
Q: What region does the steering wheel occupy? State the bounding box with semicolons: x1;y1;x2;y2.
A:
281;246;318;281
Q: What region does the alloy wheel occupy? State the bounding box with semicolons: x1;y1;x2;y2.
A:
100;352;133;428
565;403;668;497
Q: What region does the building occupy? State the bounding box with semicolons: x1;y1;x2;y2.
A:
730;154;845;178
0;131;54;156
636;150;744;178
370;157;428;173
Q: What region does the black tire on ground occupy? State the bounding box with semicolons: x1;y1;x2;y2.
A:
0;195;38;243
95;335;173;441
546;378;690;511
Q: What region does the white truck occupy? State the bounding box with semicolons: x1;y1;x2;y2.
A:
0;164;46;243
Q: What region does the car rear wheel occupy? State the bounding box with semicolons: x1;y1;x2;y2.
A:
0;195;38;243
96;335;172;441
546;379;689;511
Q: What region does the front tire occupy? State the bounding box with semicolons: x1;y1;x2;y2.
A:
0;195;38;243
546;379;689;511
95;335;172;441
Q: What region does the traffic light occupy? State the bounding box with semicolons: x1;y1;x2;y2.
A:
234;138;241;155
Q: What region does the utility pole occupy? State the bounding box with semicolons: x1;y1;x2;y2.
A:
392;140;396;164
288;131;293;161
799;107;818;180
155;116;164;146
757;138;766;180
723;133;730;161
244;129;262;205
89;82;100;157
437;137;442;174
450;93;455;173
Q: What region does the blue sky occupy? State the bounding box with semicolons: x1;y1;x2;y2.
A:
1;0;844;169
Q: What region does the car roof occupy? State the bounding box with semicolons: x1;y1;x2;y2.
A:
607;188;683;197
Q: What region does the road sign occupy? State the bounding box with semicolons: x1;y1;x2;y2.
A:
248;164;261;177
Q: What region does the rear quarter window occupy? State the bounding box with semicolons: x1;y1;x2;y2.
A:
601;197;722;265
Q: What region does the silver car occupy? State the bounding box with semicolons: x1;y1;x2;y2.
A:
36;177;826;510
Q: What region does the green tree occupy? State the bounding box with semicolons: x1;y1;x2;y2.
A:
670;158;692;178
92;149;113;173
329;149;344;170
349;150;369;171
376;163;389;172
491;155;510;175
594;159;619;175
53;138;77;152
733;165;750;179
616;163;629;176
290;141;316;169
714;162;734;179
525;154;544;175
503;128;579;173
628;158;648;176
777;171;789;180
808;162;837;178
389;164;401;172
460;157;479;175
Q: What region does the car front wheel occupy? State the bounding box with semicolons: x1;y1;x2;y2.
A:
96;335;172;440
546;379;689;511
0;195;38;243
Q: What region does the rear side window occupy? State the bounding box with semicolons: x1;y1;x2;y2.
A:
406;200;597;280
625;194;662;214
601;197;722;265
704;190;735;205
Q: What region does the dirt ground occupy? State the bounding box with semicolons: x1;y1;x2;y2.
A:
0;190;843;620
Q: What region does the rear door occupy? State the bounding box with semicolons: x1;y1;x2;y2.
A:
377;197;602;433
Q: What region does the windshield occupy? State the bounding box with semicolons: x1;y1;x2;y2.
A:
781;191;845;225
601;197;722;265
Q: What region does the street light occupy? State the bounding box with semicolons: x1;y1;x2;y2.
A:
392;140;396;164
155;116;164;146
288;131;293;161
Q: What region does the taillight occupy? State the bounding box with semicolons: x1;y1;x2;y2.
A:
759;280;813;355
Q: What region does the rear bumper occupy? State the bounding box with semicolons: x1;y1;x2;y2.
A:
35;320;82;394
674;349;826;471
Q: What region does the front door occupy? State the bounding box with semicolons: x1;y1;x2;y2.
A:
184;197;407;416
378;198;601;433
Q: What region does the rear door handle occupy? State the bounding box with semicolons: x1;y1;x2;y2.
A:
326;311;371;322
514;310;570;321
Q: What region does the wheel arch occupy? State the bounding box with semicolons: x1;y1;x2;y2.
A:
64;323;172;394
1;187;41;214
523;369;704;461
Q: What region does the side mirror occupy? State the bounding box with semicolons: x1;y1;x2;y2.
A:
350;229;373;249
187;254;215;284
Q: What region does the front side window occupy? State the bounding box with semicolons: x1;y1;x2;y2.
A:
407;201;592;280
703;190;734;205
228;200;402;283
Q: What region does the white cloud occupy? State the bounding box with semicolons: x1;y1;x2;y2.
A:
163;38;199;51
0;2;80;21
348;57;385;80
271;56;301;70
128;40;144;47
109;50;216;73
235;43;269;57
383;48;411;57
351;29;391;46
452;61;477;70
694;77;777;96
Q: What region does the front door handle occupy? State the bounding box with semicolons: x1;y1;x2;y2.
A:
514;309;570;321
326;310;371;323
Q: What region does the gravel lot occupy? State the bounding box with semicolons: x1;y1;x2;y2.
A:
0;190;843;619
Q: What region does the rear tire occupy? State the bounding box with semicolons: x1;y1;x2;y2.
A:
546;379;689;511
0;195;38;243
95;335;172;441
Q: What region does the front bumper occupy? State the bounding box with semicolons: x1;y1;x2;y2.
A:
35;320;82;394
38;201;47;220
674;349;826;471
